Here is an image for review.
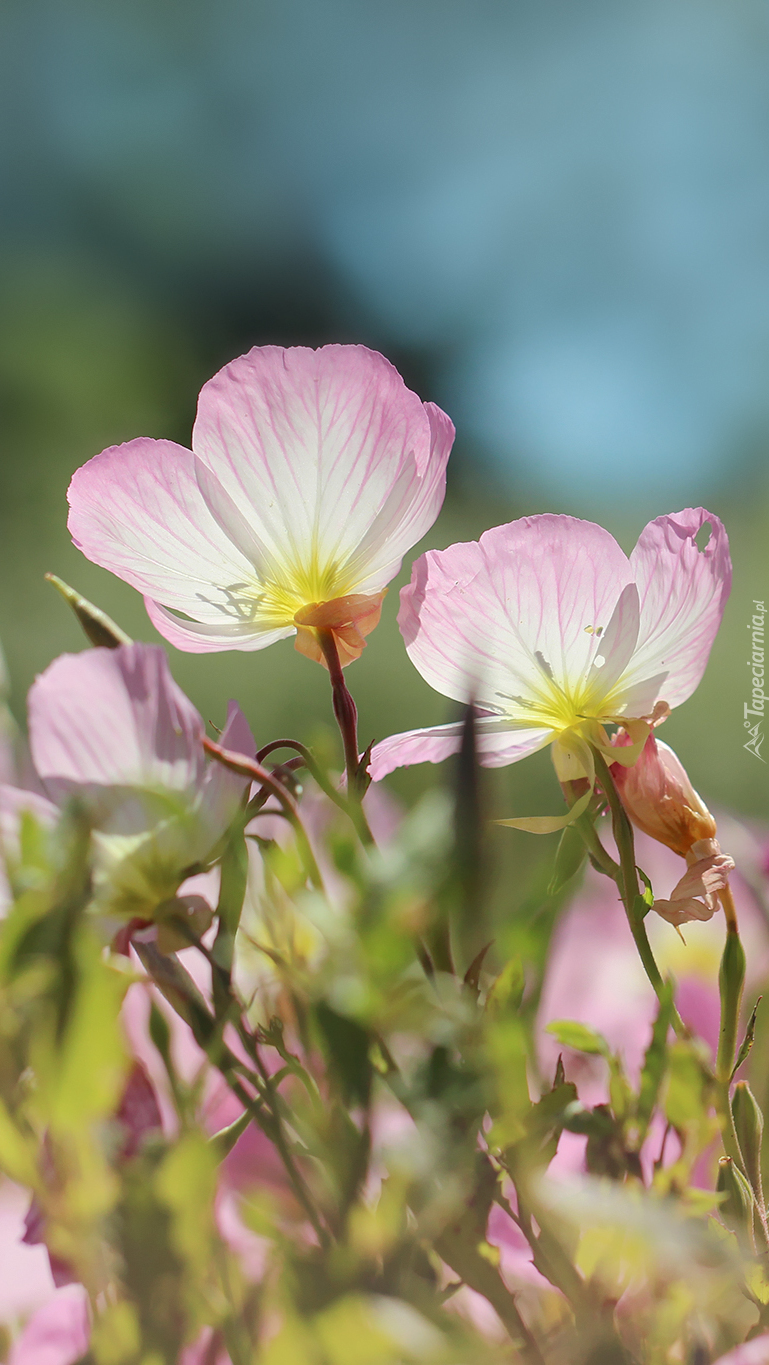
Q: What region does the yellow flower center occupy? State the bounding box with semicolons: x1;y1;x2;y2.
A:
498;653;627;739
224;552;356;628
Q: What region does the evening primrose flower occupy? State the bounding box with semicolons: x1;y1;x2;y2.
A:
67;345;454;668
0;644;251;924
370;509;731;830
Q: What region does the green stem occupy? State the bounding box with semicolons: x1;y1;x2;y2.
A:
572;810;620;878
591;748;687;1039
317;628;374;844
203;738;325;889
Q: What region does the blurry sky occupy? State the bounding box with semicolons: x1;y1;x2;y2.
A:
4;0;769;502
0;0;767;820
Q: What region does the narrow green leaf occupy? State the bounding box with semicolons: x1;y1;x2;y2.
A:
732;996;762;1081
636;981;673;1135
463;940;494;995
545;1019;609;1056
637;866;654;910
547;822;588;895
315;1003;372;1106
732;1081;765;1200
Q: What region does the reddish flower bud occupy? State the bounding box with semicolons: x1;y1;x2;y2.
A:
611;734;717;857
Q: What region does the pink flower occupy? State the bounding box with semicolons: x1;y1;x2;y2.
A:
712;1337;769;1365
370;509;730;829
0;644;252;923
67;346;454;666
8;1286;89;1365
539;826;769;1097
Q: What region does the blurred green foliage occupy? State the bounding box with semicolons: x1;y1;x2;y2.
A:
0;736;766;1362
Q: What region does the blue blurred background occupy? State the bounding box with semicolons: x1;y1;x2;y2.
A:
0;0;767;819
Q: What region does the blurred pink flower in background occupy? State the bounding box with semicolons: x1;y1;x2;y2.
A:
371;508;730;831
7;1286;89;1365
713;1338;769;1365
67;345;454;666
539;828;769;1102
0;643;251;924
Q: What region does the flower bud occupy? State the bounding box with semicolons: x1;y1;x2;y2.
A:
732;1082;765;1202
717;1155;755;1247
611;734;717;857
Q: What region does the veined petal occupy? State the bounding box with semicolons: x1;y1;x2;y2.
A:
398;516;634;723
145;599;295;654
67;439;256;622
192;345;451;590
616;507;732;712
652;895;718;926
200;699;255;839
345;402;454;593
29;644;205;795
368;718;550;781
582;582;640;698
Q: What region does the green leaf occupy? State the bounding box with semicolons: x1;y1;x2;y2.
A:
547;823;588;895
463;940;494;994
211;825;249;1015
636;981;673;1135
34;929;130;1133
732;996;762;1080
664;1041;709;1130
545;1020;609;1056
0;1098;37;1186
485;956;524;1015
637;866;654;910
315;1003;372;1106
155;1133;217;1277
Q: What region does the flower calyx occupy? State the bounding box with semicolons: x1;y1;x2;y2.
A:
293;592;385;668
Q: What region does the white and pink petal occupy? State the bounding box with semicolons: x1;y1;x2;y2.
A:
617;507;732;712
192;345;451;587
29;644;205;796
67;439;256;625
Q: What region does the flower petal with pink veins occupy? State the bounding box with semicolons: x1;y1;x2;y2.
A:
369;719;551;780
397;516;634;719
618;507;732;712
67;440;256;622
201;699;256;835
29;644;205;796
144;599;294;654
191;345;451;592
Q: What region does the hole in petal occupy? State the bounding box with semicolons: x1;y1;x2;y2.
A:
694;521;711;552
593;655;605;668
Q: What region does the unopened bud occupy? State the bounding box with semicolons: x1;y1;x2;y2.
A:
732;1082;765;1201
717;1156;755;1246
612;735;716;857
718;929;747;1082
45;573;132;649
